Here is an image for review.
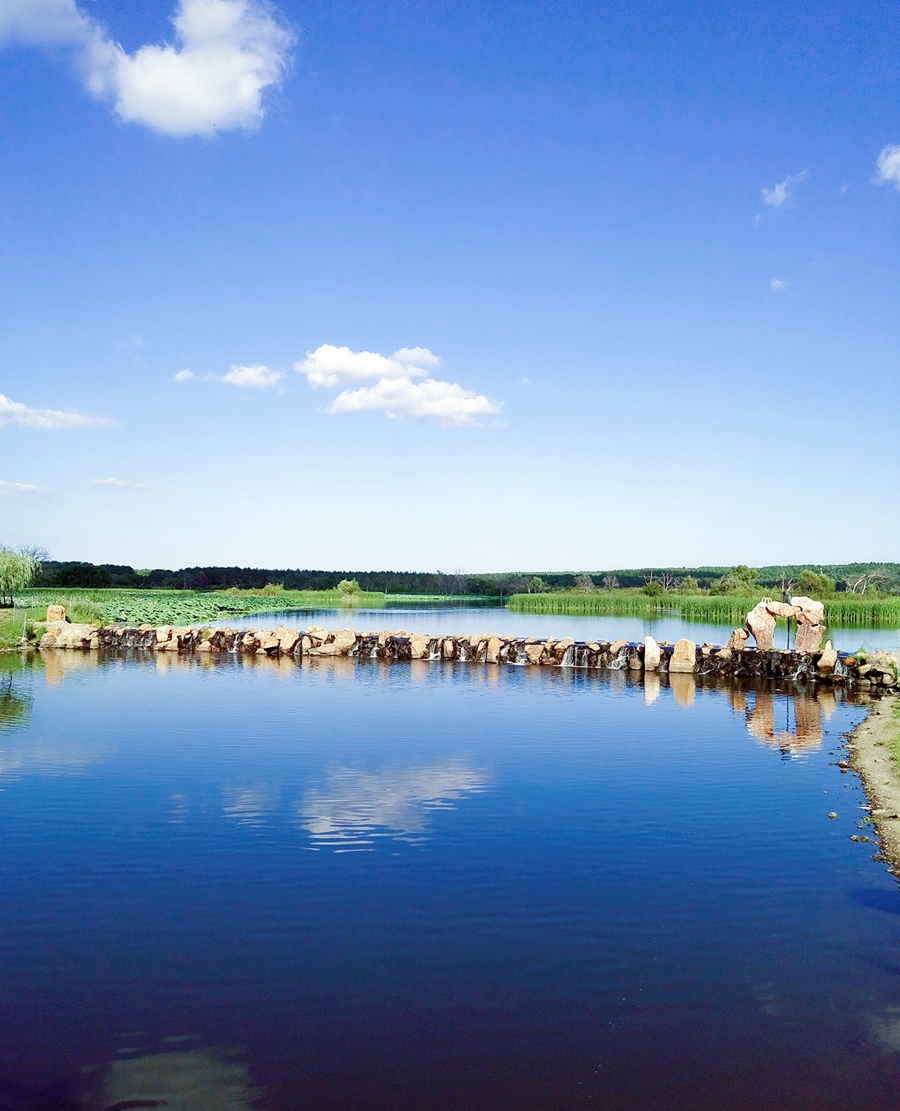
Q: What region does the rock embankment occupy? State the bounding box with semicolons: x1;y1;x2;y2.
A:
847;696;900;870
33;610;900;689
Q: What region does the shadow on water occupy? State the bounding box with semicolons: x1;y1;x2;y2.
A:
851;888;900;914
0;1076;82;1111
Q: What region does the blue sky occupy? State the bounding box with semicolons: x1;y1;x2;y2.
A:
0;0;898;571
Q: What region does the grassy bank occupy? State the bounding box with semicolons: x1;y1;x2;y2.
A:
509;592;900;627
11;587;386;630
0;611;30;651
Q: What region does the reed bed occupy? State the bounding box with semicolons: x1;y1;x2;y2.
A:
508;592;900;627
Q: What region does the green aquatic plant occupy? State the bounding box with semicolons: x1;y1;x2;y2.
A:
24;587;385;628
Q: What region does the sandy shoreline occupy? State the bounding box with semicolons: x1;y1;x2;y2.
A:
847;695;900;870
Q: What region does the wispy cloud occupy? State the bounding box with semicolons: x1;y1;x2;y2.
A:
770;278;787;291
298;344;501;425
92;477;146;489
222;363;284;388
0;394;114;430
762;170;809;208
0;480;47;497
173;368;194;382
0;0;295;137
296;344;441;389
875;144;900;191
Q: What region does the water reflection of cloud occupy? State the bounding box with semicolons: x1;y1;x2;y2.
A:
221;783;281;825
0;743;104;779
103;1048;255;1110
870;1007;900;1052
297;762;487;849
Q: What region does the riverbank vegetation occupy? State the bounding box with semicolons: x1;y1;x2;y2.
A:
0;548;41;608
509;591;900;625
509;569;900;626
10;586;385;630
7;552;900;635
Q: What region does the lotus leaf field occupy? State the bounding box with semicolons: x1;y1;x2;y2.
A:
18;588;385;629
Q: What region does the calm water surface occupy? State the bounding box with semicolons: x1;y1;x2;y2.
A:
216;602;900;653
2;651;900;1109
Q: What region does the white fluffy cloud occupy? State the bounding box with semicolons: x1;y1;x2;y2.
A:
762;170;808;208
329;377;501;426
93;477;146;489
296;344;442;389
298;344;500;425
770;278;787;290
222;363;284;387
0;0;294;137
173;369;194;382
0;480;45;497
0;393;113;430
875;144;900;190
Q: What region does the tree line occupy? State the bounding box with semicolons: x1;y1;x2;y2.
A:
22;559;900;597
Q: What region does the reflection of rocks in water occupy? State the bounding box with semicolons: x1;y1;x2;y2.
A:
42;650;99;684
0;673;31;733
644;672;661;705
869;1006;900;1051
298;762;487;848
742;690;824;754
669;672;695;707
103;1049;255;1110
221;783;280;825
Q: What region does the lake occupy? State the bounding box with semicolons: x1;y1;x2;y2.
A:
2;648;900;1109
215;600;900;653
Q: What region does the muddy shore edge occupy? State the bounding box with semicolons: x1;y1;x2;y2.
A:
848;695;900;870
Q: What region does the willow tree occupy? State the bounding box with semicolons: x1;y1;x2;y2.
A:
0;548;40;608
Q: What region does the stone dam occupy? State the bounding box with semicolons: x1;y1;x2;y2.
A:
34;606;900;690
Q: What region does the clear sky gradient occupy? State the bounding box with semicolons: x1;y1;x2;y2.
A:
0;0;898;571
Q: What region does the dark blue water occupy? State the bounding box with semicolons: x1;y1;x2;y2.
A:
2;653;900;1109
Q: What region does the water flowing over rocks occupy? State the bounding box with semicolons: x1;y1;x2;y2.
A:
32;606;900;690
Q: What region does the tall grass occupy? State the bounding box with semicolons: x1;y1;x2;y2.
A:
508;592;900;627
509;592;668;616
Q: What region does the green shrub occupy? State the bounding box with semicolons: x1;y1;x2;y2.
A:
642;580;663;596
796;569;835;599
710;566;759;595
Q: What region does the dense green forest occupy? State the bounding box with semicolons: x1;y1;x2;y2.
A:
33;561;900;596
